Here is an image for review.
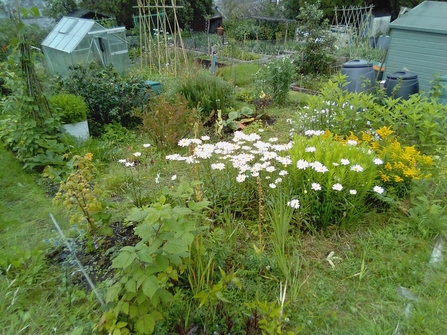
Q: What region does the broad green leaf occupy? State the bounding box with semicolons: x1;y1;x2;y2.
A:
145;210;161;225
29;6;40;17
127;207;151;222
149;310;164;322
136;314;156;334
163;238;189;254
142;276;158;298
125;279;136;293
215;291;230;303
188;200;210;211
120;301;129;315
106;282;122;303
112;249;136;269
155;254;169;271
157;288;174;303
137;243;159;263
129;305;139;318
68;327;84;335
172;206;192;216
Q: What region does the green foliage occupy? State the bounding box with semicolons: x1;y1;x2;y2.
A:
224;19;263;41
0;50;70;171
298;75;447;155
222;106;255;131
99;182;210;335
258;57;295;106
178;70;235;117
287;132;381;229
293;1;336;76
43;0;78;19
53;62;148;136
48;92;88;124
53;153;112;245
139;94;202;150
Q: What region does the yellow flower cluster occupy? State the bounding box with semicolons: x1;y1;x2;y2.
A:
335;126;433;193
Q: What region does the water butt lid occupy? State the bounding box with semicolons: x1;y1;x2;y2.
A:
342;59;373;68
387;71;418;80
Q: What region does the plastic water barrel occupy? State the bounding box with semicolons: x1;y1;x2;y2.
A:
437;75;447;105
341;59;376;93
384;71;419;100
376;35;391;50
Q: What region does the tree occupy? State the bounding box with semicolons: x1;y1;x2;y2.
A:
79;0;138;29
44;0;78;19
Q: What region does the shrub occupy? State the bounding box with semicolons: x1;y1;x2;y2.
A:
297;75;447;156
293;1;336;76
139;94;202;150
257;57;295;106
178;70;235;118
48;92;88;124
53;62;148;136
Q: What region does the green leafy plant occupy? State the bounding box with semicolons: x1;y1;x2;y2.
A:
287;131;381;229
293;1;336;76
298;75;447;156
258;57;295;106
53;62;147;136
178;70;235;118
223;106;255;131
99;181;210;335
48;92;88;124
53;153;112;246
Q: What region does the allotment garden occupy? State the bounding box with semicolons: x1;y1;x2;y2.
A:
1;7;447;335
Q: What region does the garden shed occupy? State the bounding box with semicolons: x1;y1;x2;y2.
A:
41;16;130;76
384;1;447;94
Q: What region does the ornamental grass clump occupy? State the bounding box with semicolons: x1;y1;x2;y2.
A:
287;131;382;229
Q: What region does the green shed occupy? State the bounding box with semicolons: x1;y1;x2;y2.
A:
384;1;447;94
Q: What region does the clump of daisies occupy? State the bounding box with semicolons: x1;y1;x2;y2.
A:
287;131;386;228
166;130;389;228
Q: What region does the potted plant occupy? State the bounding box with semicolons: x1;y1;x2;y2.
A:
48;92;90;141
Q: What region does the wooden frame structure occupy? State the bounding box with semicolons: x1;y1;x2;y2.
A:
134;0;188;74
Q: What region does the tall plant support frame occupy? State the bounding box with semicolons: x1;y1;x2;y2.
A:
135;0;188;74
332;5;374;58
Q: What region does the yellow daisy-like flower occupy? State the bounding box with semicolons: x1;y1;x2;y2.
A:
394;175;404;183
85;153;93;160
385;162;393;171
376;126;394;139
361;131;373;143
403;168;417;178
380;173;390;182
370;141;380;151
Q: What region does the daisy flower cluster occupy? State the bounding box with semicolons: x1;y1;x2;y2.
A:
166;132;294;194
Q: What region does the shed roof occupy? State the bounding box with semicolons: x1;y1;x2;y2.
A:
390;1;447;34
41;17;100;53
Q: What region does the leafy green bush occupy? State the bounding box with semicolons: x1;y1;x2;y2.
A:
297;75;447;155
178;70;235;117
53;62;148;136
293;2;336;76
257;57;295;106
48;92;88;124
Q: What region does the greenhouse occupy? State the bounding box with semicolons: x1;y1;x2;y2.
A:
41;16;130;75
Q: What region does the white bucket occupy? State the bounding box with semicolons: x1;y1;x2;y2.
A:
63;120;90;141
